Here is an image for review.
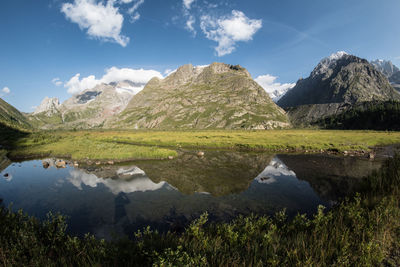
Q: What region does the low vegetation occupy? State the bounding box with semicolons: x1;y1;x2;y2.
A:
1;154;400;266
4;129;400;161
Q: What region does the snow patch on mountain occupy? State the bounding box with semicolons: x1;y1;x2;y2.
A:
313;51;349;76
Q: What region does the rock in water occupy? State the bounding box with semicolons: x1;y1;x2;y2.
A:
42;161;50;169
55;160;66;168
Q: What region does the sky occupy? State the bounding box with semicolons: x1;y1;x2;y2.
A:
1;0;400;112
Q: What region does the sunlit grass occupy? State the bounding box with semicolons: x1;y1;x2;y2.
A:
57;129;400;152
8;129;400;161
10;133;177;161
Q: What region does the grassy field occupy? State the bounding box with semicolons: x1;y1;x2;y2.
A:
5;129;400;161
9;132;177;161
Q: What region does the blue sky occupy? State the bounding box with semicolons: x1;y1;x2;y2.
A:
1;0;400;112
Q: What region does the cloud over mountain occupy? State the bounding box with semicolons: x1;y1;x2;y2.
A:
64;67;163;95
200;10;262;56
255;74;295;102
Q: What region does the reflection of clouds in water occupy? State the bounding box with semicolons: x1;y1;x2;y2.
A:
116;167;145;176
255;157;296;184
67;167;169;195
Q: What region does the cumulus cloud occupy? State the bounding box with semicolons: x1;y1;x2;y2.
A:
52;78;63;86
65;74;99;95
183;0;195;10
101;67;163;84
2;87;10;95
64;67;163;95
255;74;295;101
200;10;262;56
61;0;129;47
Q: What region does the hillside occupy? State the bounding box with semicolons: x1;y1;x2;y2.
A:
0;98;31;131
111;63;289;130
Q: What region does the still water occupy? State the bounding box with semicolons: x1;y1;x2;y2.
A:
0;151;382;239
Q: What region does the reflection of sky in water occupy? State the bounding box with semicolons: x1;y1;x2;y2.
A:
0;154;345;238
67;167;171;195
255;157;296;184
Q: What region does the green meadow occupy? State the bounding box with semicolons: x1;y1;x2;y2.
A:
6;129;400;161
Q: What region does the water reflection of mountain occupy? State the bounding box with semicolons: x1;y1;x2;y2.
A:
134;151;275;196
278;154;383;200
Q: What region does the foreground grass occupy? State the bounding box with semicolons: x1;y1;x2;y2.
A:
1;155;400;266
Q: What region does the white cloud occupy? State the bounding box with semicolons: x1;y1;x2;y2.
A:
255;74;295;101
2;87;10;94
52;78;63;86
61;0;129;47
64;74;100;95
101;67;163;84
64;67;163;95
185;15;196;35
200;10;262;56
164;68;177;76
183;0;195;10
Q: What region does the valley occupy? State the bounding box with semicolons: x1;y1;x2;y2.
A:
1;52;400;266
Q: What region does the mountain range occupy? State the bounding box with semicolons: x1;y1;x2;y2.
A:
1;52;400;131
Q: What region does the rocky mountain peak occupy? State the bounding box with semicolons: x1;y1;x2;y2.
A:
278;53;400;108
33;97;60;115
311;51;368;78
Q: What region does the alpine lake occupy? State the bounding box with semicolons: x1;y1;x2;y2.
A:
0;149;386;240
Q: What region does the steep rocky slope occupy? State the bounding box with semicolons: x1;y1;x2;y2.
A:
111;63;289;129
278;52;400;108
278;52;400;126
